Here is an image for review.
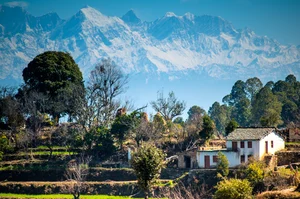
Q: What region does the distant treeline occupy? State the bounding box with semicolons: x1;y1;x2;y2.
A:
209;75;300;133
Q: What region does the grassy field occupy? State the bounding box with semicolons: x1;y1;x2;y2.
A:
0;193;156;199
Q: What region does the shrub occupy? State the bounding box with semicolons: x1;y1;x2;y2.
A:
214;178;252;199
245;160;264;186
131;143;166;199
216;151;229;177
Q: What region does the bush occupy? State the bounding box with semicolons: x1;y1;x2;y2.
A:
245;160;265;186
214;178;252;199
216;151;229;177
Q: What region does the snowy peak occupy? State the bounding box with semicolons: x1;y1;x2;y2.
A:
183;12;195;21
78;5;124;27
164;12;177;18
0;6;299;84
121;10;141;25
193;15;237;36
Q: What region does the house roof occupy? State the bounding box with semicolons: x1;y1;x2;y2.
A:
226;127;275;141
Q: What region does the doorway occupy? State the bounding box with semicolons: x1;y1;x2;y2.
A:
184;156;191;168
204;155;210;168
265;141;268;154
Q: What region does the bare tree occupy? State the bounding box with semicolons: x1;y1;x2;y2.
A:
151;91;186;121
20;90;49;147
86;58;128;128
64;155;91;199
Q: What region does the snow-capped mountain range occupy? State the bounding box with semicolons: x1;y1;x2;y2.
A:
0;5;300;85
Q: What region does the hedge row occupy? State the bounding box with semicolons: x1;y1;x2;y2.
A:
0;168;186;182
0;181;139;195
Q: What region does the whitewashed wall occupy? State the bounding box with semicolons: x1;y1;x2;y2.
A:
197;132;284;168
259;132;285;158
197;150;240;168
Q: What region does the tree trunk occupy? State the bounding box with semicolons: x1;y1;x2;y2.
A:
144;190;149;199
47;145;53;161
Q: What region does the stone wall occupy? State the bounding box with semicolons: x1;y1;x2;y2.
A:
177;149;198;169
276;151;300;166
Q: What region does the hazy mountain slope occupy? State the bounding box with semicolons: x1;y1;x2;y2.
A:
0;5;299;85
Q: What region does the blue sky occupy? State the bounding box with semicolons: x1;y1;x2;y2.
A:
0;0;300;46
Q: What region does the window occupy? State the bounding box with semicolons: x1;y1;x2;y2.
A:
232;141;237;150
271;141;274;148
248;141;252;148
241;155;245;163
240;141;245;148
213;155;218;163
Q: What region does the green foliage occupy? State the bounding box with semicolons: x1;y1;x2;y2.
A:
214;178;252;199
187;105;206;122
245;77;263;101
111;114;131;148
225;118;238;136
209;75;300;130
252;86;283;127
84;127;116;158
131;143;166;199
245;160;265;186
209;102;230;133
22;51;84;121
216;151;229;177
199;115;215;140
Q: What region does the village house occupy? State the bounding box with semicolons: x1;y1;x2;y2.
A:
197;127;285;168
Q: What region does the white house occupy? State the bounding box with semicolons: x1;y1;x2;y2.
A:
197;128;285;168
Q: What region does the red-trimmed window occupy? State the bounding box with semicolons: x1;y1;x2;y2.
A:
248;141;252;148
232;142;237;150
241;141;245;148
241;155;245;163
271;141;274;148
213;155;218;163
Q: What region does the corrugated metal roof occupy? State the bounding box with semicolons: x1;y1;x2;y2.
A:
226;127;275;140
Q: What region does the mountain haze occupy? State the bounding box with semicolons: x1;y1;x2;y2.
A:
0;5;299;85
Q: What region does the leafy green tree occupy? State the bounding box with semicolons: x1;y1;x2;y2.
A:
285;74;297;84
111;114;131;149
187;105;206;122
231;98;251;127
251;86;282;127
22;51;84;122
131;144;166;199
209;102;231;133
84;126;116;158
272;75;300;126
265;81;274;89
245;77;263;102
216;151;229;177
199;115;215;140
225;118;239;136
111;109;150;148
228;80;248;106
223;80;251;127
151;91;186;121
214;178;252;199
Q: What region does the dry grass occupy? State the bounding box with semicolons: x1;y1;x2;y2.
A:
256;187;300;199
